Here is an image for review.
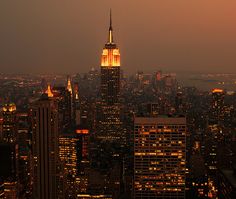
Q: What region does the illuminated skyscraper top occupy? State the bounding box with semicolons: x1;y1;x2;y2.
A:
98;11;122;142
100;10;121;105
66;76;73;95
101;10;120;67
45;84;54;98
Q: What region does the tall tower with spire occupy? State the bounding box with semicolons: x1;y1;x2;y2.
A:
101;9;120;105
66;76;73;95
98;10;123;142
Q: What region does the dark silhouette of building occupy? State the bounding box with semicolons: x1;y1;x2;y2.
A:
0;143;19;198
32;94;63;199
218;167;236;199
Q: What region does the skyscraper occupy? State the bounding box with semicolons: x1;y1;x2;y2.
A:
53;85;73;132
0;104;19;198
101;10;120;105
98;10;122;141
2;103;17;143
211;88;224;124
134;116;186;198
17;112;32;198
59;133;80;197
32;94;63;199
0;143;19;199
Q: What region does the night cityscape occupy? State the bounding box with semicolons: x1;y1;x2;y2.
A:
0;1;236;199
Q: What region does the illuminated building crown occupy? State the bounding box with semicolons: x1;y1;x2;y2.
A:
101;9;120;67
66;76;73;95
46;84;54;98
2;103;16;112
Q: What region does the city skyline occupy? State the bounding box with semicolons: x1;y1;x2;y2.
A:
1;5;236;198
0;0;236;74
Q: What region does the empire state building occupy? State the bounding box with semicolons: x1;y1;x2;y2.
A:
101;10;120;105
98;11;123;142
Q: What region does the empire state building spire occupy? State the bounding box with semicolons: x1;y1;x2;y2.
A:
101;10;120;67
108;9;113;43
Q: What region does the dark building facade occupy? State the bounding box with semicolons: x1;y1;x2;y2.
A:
218;168;236;199
32;94;63;199
2;103;17;143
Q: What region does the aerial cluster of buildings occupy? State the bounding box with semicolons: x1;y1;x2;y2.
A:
0;12;236;199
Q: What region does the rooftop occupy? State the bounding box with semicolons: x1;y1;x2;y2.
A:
135;116;186;125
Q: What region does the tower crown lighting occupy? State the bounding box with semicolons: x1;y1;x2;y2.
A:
66;76;73;95
101;10;120;67
2;103;16;112
46;85;54;98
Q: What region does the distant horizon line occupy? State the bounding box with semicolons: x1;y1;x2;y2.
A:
0;69;236;76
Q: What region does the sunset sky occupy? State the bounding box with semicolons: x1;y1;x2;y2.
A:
0;0;235;74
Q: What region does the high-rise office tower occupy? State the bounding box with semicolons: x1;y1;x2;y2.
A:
134;116;186;198
0;143;19;199
0;104;19;198
98;10;122;141
175;91;184;114
53;84;73;133
204;89;225;176
211;88;224;124
17;112;32;198
2;103;17;143
32;94;63;199
59;133;80;197
76;127;90;194
74;82;81;126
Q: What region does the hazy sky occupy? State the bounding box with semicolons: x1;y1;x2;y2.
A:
0;0;236;74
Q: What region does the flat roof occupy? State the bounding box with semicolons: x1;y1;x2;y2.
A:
135;117;186;125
